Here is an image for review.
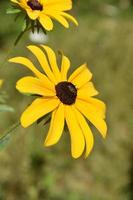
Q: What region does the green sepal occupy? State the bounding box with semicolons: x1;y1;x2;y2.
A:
23;93;33;96
6;8;21;14
20;92;42;97
37;113;51;126
22;20;27;31
14;17;47;45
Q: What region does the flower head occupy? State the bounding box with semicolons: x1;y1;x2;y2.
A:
9;45;107;158
10;0;78;31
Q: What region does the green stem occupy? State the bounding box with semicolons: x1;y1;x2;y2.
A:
14;25;32;46
0;121;21;144
0;45;15;69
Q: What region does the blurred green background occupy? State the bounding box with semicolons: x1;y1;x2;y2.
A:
0;0;133;199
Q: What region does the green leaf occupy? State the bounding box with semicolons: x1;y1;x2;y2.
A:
0;97;6;104
0;105;14;113
6;8;21;14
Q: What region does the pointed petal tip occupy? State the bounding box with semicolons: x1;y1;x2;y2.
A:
20;114;30;128
84;147;93;159
8;58;14;63
27;45;33;49
74;19;79;26
44;140;54;147
72;153;81;159
71;147;84;159
44;141;50;147
44;27;53;31
16;83;20;91
44;136;56;147
102;124;108;139
103;132;107;139
83;62;90;69
65;25;69;29
8;57;22;63
20;120;28;128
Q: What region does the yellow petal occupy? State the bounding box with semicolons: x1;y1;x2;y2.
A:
19;0;27;4
39;14;53;31
44;0;72;11
27;45;57;84
0;80;3;88
45;103;64;146
11;0;28;9
75;99;107;138
41;45;61;82
73;106;94;158
11;0;19;3
77;82;99;98
86;98;106;118
61;12;78;26
68;63;92;88
44;10;69;28
65;105;85;159
19;1;29;9
54;15;69;28
77;97;106;119
16;76;55;96
21;98;59;128
61;55;70;81
40;0;45;4
9;57;54;90
27;9;40;20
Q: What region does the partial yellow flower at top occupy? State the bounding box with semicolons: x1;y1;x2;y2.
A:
0;80;3;88
10;0;78;31
9;45;107;159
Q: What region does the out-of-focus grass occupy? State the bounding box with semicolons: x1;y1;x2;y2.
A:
0;1;133;200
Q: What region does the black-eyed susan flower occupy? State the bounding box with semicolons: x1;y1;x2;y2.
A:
9;45;107;158
10;0;78;31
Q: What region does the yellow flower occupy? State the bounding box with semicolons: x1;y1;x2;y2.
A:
0;80;3;88
10;0;78;31
9;45;107;159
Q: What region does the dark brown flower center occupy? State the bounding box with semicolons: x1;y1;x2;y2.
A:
27;0;43;11
55;82;77;105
